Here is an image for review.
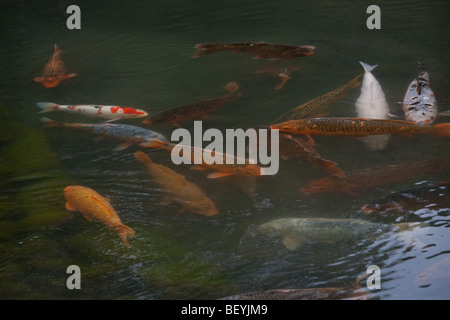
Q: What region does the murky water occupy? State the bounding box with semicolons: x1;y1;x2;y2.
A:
1;0;449;300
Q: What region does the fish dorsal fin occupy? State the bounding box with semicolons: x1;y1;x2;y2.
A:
89;195;112;216
359;61;378;73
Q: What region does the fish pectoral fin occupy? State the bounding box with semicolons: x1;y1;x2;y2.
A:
207;172;233;179
305;135;315;146
65;201;77;211
80;212;94;221
282;236;303;251
62;73;77;80
190;165;208;171
161;196;174;206
114;142;132;151
33;77;44;83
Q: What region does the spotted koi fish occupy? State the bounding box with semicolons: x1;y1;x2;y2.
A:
34;44;77;88
403;62;438;124
40;117;167;150
193;42;315;60
37;102;148;122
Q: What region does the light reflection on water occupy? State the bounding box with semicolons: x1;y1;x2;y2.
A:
1;0;450;300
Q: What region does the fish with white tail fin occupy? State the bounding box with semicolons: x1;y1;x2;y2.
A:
37;102;148;122
355;61;391;150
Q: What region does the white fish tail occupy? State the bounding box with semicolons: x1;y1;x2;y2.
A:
359;61;378;73
36;102;59;113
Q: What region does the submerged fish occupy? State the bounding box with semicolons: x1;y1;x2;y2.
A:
40;117;167;150
259;217;396;250
34;44;77;88
193;42;315;60
355;62;391;150
254;66;300;90
134;151;219;216
361;182;450;217
403;62;438;124
274;74;362;123
270;117;450;140
64;186;135;247
151;140;264;179
37;102;148;122
415;256;450;287
301;157;450;195
220;274;369;300
142;81;240;127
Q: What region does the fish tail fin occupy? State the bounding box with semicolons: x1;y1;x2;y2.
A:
432;123;450;137
359;61;378;73
36;102;58;113
224;81;239;93
318;159;347;178
114;224;136;248
40;117;62;127
192;43;225;58
54;44;62;54
134;151;153;164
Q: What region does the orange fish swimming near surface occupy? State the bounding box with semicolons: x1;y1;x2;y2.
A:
134;151;219;216
193;42;315;60
64;186;135;248
34;44;77;88
301;157;450;195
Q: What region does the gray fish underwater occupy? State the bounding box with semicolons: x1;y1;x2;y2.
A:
259;217;396;251
402;62;438;124
193;42;315;60
220;274;369;300
40;117;167;150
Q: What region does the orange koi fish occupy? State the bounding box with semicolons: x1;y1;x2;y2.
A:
134;151;219;216
301;157;450;195
271;117;450;141
142;81;240;127
34;44;77;88
193;42;315;60
152;140;264;179
64;186;135;247
274;74;362;123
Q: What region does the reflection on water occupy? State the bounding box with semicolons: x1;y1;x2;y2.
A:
1;0;450;300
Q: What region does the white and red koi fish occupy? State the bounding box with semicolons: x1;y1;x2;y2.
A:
40;117;168;150
37;102;148;122
34;44;77;88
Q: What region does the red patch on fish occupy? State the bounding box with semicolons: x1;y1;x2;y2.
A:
110;107;120;114
123;107;144;115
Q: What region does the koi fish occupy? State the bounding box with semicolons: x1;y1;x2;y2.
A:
355;62;390;150
273;74;362;123
37;102;148;122
278;134;346;178
193;42;315;60
301;157;450;195
254;66;300;90
403;62;438;124
221;274;369;300
64;186;135;247
133;151;219;216
270;117;450;141
259;217;396;250
361;182;450;218
151;140;264;179
34;44;77;88
142;81;240;127
40;117;167;150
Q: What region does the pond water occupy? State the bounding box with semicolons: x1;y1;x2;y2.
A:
1;0;449;300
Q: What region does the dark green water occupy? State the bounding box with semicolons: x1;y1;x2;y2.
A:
1;0;449;300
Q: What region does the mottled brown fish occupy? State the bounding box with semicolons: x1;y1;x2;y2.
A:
270;117;450;141
221;274;369;300
64;186;135;248
403;62;438;124
193;42;315;60
254;65;300;90
301;157;450;195
142;81;240;127
274;74;362;123
134;151;219;216
34;44;77;88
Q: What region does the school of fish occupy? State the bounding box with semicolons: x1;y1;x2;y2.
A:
32;40;449;300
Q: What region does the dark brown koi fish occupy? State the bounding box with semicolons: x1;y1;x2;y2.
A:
142;81;240;127
274;74;362;122
134;151;219;216
34;44;77;88
301;157;450;195
193;42;315;60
